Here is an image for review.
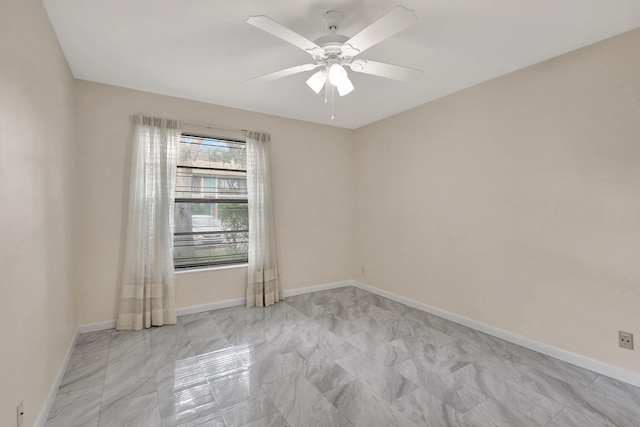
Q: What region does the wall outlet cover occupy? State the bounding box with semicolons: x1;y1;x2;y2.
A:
619;331;634;350
17;401;24;427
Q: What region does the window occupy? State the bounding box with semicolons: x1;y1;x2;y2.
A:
174;134;248;269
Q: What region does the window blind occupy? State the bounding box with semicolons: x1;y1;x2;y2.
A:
174;134;248;269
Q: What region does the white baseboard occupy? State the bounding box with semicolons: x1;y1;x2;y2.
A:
77;319;116;334
283;280;351;298
76;280;353;333
176;297;246;317
351;280;640;388
34;329;78;427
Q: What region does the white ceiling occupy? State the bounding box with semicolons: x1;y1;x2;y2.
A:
43;0;640;129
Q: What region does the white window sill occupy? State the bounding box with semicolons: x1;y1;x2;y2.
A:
175;263;248;275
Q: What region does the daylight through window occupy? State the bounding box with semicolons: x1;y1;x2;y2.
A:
174;134;248;269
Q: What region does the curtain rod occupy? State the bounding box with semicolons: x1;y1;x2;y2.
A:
182;121;247;134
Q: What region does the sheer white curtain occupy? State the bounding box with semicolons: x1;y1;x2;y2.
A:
246;131;281;307
116;115;181;330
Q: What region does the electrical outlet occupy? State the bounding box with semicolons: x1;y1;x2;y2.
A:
16;401;24;427
361;267;365;276
619;331;634;350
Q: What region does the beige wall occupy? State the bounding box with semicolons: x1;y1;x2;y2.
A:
0;0;78;425
353;29;640;373
4;6;639;424
74;81;354;324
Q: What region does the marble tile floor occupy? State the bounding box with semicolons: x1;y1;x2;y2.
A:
45;286;640;427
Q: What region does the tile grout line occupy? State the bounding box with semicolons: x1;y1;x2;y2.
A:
583;373;600;390
95;331;113;427
543;405;567;426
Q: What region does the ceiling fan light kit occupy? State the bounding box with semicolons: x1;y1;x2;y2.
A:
328;64;354;96
247;5;423;118
306;70;326;94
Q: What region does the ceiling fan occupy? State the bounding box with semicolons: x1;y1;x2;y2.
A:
247;6;422;98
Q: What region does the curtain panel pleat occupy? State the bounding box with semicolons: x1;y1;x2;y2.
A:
116;115;181;330
246;131;281;307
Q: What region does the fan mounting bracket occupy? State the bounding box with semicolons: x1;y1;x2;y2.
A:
323;10;343;33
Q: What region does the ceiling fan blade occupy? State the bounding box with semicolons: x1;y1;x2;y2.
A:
341;6;417;56
349;60;422;81
249;64;319;82
247;15;323;55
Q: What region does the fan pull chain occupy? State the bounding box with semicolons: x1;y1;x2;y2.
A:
331;85;335;120
324;81;328;104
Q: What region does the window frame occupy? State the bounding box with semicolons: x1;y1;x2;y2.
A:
173;133;249;270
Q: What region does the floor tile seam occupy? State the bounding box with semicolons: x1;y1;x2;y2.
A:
453;360;529;395
542;405;567;426
575;396;635;427
105;333;150;364
248;365;289;390
150;391;161;426
538;365;599;390
541;402;568;426
219;389;279;416
209;389;254;414
364;303;407;320
544;405;623;427
525;365;598;399
100;369;158;407
518;349;600;382
392;387;459;420
581;378;640;420
582;373;600;390
232;382;288;427
513;369;586;412
94;337;112;427
103;355;156;387
95;380;125;427
179;323;210;336
326;379;434;426
519;370;624;425
337;350;411;372
501;375;571;410
462;397;545;427
150;334;188;352
99;387;159;411
209;370;266;411
450;391;490;417
186;333;228;355
438;394;468;422
318;385;355;423
393;360;490;415
172;390;222;419
72;339;112;359
404;329;454;347
521;365;575;386
201;360;251;381
342;376;394;405
448;365;506;401
448;334;509;358
398;368;470;404
472;388;563;427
